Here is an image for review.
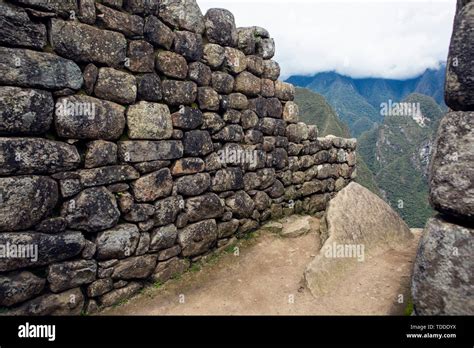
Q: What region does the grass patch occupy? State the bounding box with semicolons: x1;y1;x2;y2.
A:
404;297;414;316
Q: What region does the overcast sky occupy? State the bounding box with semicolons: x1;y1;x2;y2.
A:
197;0;456;80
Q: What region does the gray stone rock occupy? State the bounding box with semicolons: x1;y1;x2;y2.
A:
112;255;157;279
212;168;244;192
10;0;78;16
171;158;205;176
445;2;474;110
211;71;235;94
96;224;140;260
287;122;309;143
75;165;139;187
266;98;283;118
35;217;67;235
124;203;155;222
78;0;96;24
99;282;142;307
144;16;174;49
156;51;188;79
150;224;178;251
174;30;203;61
253;191;271;211
61;187;120;233
124;0;160;15
152;257;190;283
96;3;143;38
412;216;474;315
55;95;126;140
256;38;275;59
217;219;239;238
261;79;275;97
0;231;85;272
0;47;82;90
202;43;225;68
171;106;203;130
83;63;98;95
0;1;47;49
136;73;162;102
118;140;183;162
275;81;295;101
131;168;173;202
127;102;173;140
154;196;182;226
204;8;237;47
87;278;113;297
94;68;137;105
176;173;211;196
7;287;84;316
188;61;212;86
185;193;224;222
429;111;474;221
237;27;257;55
158;0;205;34
283;101;299;123
234;72;261;97
47;260;97;293
226;191;255;218
0;138;80;175
197;87;220;111
183;130;213;156
178;219;217;256
262;60;280;81
223;47;247;74
0;271;45;307
85;140;117;168
127;40;154;73
50;19;127;67
212;125;244;142
162;80;197;106
202;112;225;133
134;160;170;175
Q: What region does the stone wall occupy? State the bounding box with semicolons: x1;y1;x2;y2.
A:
411;0;473;315
0;0;356;314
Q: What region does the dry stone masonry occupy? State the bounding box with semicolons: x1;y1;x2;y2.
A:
411;0;474;315
0;0;356;314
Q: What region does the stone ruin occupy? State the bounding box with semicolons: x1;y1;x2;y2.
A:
411;0;473;315
0;0;356;314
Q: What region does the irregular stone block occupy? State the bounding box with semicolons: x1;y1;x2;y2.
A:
234;72;261;97
99;282;142;307
0;47;82;90
204;8;237;47
94;68;137;104
152;257;190;283
178;219;217;257
0;138;80;175
183;130;213;156
176;173;211;196
112;255;157;279
211;71;234;94
0;1;47;49
85;140;117;168
47;260;97;293
144;15;175;49
150;224;178;251
275;80;295;101
127;40;154;73
429;111;474;221
131;168;173;202
237;27;257;55
10;0;78;16
61;187;120;233
174;30;203;61
87;278;113;298
188;61;212;86
185;193;224;222
0;86;53;135
202;43;225;68
154;196;182;226
136;73;162;102
162;80;197;106
0;231;85;272
256;38;275;59
50;19;127;67
412;216;474;315
55;95;126;140
127;102;173;140
225;191;255;218
96;224;140;260
78;0;96;24
118;140;183;162
96;3;144;38
0;271;45;307
156;51;188;79
75;165;139;188
158;0;205;34
171;158;205;176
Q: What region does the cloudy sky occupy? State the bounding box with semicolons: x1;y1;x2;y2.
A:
197;0;456;80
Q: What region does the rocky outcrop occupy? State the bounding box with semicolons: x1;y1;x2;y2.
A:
0;0;356;315
305;183;413;296
412;0;474;315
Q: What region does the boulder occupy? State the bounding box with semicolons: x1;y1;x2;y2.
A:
150;224;178;251
0;47;82;90
0;231;85;272
127;40;155;73
237;27;257;55
112;255;157;279
87;278;113;298
274;81;295;101
204;8;238;47
96;3;144;38
154;196;183;226
61;187;120;233
118;140;183;162
55;95;126;140
84;140;117;168
178;219;217;256
158;0;205;34
197;87;220;111
152;257;190;283
212;168;244;192
262;60;280;81
96;224;140;260
183;130;213;156
280;215;320;238
234;72;261;97
174;30;203;61
256;38;275;59
217;219;240;238
203;43;225;68
188;61;212;86
0;138;80;175
185;193;224;222
0;271;45;307
304;182;413;296
171;106;203;130
144;15;175;50
136;73;162;102
225;191;255;218
176;173;211;196
412;216;474;315
223;47;247;74
50;19;127;67
94;68;137;105
47;260;97;293
131;168;173;202
0;176;58;231
127;102;173;140
99;282;142;307
429;111;474;221
155;51;188;79
211;71;234;94
162;80;197;106
0;86;53;135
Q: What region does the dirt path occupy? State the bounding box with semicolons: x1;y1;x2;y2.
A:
101;226;422;316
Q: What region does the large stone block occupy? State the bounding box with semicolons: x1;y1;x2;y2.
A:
127;102;173;140
155;51;188;79
112;255;157;279
96;3;144;38
47;260;97;293
0;231;85;272
55;95;126;140
158;0;205;34
429;111;474;221
10;0;78;16
178;219;217;257
162;80;197;106
94;68;137;104
0;271;45;307
96;224;140;260
185;193;224;222
50;19;127;67
0;87;54;135
0;138;80;175
0;47;82;90
118;140;183;162
212;168;244;192
204;8;238;47
412;216;474;315
131;168;173;202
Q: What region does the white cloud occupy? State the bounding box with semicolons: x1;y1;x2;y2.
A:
197;0;456;79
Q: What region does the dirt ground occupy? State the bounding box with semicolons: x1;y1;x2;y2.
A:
101;224;422;316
